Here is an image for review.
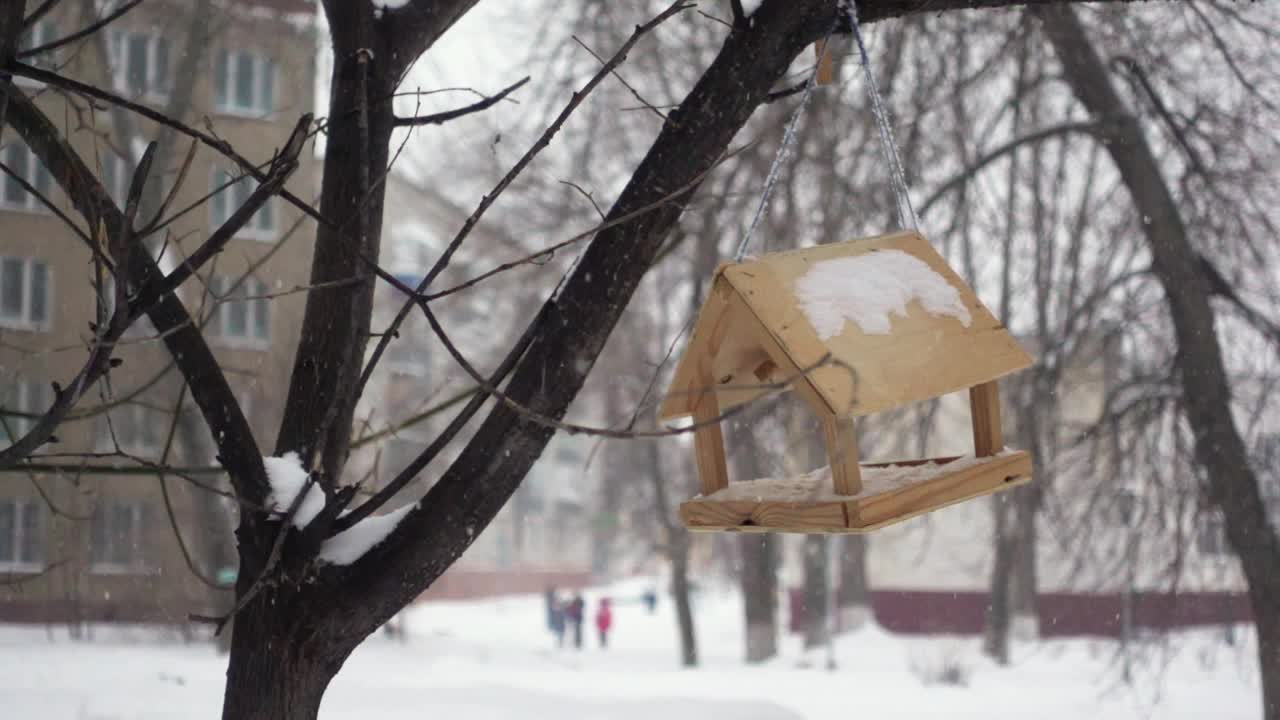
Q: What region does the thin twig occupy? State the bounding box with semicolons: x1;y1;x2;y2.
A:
393;76;529;127
355;1;692;403
17;0;143;60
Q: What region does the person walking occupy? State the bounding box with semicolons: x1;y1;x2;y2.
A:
566;593;585;650
595;597;613;649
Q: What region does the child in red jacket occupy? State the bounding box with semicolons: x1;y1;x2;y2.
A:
595;597;613;649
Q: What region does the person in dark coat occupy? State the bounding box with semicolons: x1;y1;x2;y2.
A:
566;593;585;650
545;587;567;647
595;597;613;649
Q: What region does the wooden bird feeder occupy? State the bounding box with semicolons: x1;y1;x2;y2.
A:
660;230;1035;534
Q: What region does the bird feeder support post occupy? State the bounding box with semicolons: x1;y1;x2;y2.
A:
691;367;730;497
969;380;1003;457
823;415;862;495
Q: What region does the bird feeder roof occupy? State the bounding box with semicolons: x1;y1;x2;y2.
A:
659;231;1033;421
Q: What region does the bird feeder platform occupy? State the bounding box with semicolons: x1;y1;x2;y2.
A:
660;230;1036;534
679;451;1032;533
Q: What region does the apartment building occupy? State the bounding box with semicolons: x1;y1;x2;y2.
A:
0;0;318;625
351;173;596;601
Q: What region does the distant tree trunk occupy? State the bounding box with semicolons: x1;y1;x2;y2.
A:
670;534;699;668
801;534;829;649
837;535;870;632
740;535;779;662
984;495;1014;665
731;413;779;662
1037;7;1280;718
645;439;698;667
1011;485;1041;638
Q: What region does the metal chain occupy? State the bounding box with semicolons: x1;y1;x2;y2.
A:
733;32;830;262
845;0;919;230
732;1;919;264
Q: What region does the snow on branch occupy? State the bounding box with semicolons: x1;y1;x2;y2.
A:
319;504;414;565
264;452;324;528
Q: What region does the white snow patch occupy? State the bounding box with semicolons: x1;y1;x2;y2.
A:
263;452;324;529
697;452;1013;502
319;504;414;565
794;249;972;338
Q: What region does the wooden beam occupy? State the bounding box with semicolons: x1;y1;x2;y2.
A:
692;366;730;496
822;415;862;495
969;380;1003;457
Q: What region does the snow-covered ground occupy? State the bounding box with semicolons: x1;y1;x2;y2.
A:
0;579;1261;719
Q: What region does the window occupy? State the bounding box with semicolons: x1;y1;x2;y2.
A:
0;379;52;446
211;169;276;240
90;500;151;573
214;49;275;116
208;275;270;345
98;404;164;456
0;500;44;573
17;19;59;80
108;30;170;100
386;339;430;377
2;142;54;212
0;256;51;330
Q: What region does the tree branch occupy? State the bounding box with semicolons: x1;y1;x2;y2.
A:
392;76;528;127
2;85;271;507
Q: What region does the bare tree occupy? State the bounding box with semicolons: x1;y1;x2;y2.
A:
4;1;1259;718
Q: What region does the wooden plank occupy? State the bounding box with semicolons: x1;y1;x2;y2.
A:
851;451;1032;530
659;277;734;421
727;291;837;417
680;451;1033;534
822;415;862;495
969;380;1003;457
691;363;729;497
680;498;848;533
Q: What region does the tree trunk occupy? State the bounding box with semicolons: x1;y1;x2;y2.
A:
837;534;870;632
221;593;346;720
983;494;1014;665
801;534;828;650
730;410;779;662
645;439;698;667
1037;7;1280;718
671;539;699;668
740;534;779;662
1011;484;1040;638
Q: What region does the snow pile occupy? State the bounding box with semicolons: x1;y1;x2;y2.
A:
794;249;972;338
319;504;414;565
698;452;1009;502
263;452;324;529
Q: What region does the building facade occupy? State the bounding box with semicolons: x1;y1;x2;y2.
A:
1;0;318;625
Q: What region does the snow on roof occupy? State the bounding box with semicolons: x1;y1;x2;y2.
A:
795;249;971;338
264;452;324;529
319;504;414;565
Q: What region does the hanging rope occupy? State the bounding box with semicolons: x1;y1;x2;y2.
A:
845;0;919;230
